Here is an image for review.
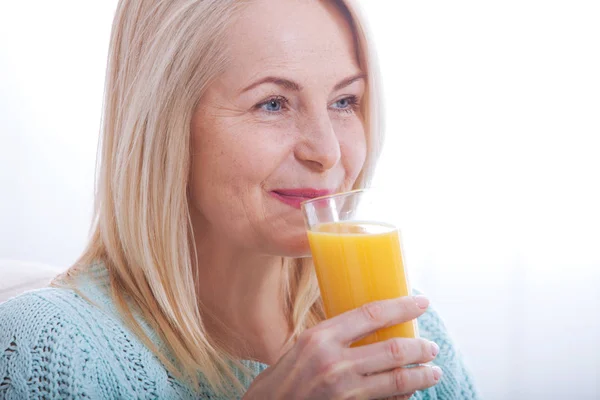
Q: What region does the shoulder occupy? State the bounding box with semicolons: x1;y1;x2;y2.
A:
2;286;100;321
0;286;120;348
0;287;100;341
0;288;164;398
0;288;112;398
1;287;201;399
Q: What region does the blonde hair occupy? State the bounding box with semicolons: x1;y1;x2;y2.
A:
53;0;383;395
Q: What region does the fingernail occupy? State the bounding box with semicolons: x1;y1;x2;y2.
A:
432;366;443;381
430;341;439;357
414;295;429;309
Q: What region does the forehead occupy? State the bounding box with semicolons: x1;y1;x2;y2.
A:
224;0;360;82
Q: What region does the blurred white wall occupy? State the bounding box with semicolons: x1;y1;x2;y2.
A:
1;1;599;399
362;2;600;399
0;1;113;265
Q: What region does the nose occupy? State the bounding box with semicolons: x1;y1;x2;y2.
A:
294;111;341;172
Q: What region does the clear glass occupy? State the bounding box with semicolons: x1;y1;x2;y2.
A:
302;189;418;346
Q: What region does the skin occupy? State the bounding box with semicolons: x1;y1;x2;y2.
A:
189;0;441;398
190;0;365;363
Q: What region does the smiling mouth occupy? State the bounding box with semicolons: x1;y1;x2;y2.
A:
270;188;333;209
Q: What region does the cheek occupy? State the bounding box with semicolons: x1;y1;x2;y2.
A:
338;119;367;182
189;113;293;235
189;115;250;223
192;116;282;190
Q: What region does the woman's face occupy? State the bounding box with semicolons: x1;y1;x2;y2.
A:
190;0;367;256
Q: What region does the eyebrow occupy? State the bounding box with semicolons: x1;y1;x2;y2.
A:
241;72;366;94
242;76;302;93
333;73;366;91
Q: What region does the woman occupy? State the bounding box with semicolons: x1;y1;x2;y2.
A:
0;0;479;398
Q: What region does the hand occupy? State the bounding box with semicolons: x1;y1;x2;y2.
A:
243;295;442;400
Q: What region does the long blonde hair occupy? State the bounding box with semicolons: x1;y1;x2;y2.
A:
53;0;383;395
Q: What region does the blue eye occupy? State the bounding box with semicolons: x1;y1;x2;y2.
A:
331;96;358;112
258;97;286;112
334;98;351;108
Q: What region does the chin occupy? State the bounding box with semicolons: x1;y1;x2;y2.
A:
269;233;312;258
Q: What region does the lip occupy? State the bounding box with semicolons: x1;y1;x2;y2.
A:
270;188;334;209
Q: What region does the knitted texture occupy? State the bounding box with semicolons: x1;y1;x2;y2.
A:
0;264;479;399
410;305;479;400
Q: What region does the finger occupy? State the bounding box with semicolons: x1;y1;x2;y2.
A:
347;338;439;375
319;295;429;345
362;365;442;399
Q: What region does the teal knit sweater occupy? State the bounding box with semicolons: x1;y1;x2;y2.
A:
0;264;479;399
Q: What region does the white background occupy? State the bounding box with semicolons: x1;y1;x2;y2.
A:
1;1;599;399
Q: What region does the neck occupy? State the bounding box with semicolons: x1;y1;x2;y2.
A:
194;229;292;365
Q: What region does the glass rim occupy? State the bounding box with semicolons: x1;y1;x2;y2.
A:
300;188;369;209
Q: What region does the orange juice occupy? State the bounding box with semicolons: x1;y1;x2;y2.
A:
307;221;417;346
